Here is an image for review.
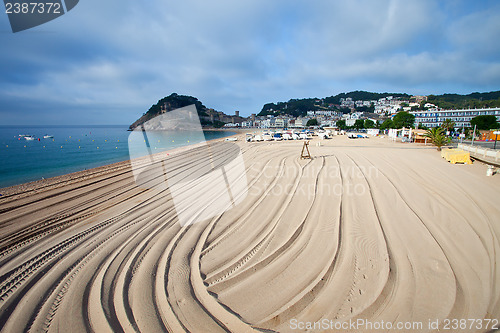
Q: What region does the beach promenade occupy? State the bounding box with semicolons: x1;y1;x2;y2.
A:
0;134;499;332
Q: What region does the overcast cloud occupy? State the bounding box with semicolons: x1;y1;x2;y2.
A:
1;0;499;124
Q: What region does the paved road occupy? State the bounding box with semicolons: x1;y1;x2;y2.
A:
452;139;500;150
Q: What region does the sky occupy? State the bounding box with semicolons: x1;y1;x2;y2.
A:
0;0;499;125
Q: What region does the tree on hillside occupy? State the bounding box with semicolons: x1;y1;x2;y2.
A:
130;93;212;130
424;127;451;151
336;119;347;130
213;120;225;128
470;115;499;130
354;119;365;130
364;119;375;128
441;118;456;132
427;91;500;109
324;91;410;104
379;119;394;130
259;103;278;115
418;123;428;130
306;118;319;127
355;105;375;113
147;93;207;116
392;111;415;129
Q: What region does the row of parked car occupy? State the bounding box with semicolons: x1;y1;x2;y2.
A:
246;131;331;142
347;133;369;139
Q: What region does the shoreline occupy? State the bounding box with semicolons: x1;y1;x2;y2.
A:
0;134;499;331
0;129;242;196
0;129;472;197
0;130;461;197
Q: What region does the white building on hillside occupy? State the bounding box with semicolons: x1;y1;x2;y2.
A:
411;107;500;128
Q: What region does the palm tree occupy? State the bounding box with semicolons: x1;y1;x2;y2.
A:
441;118;455;133
424;127;451;151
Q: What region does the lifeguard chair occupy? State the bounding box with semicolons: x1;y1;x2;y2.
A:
300;141;311;159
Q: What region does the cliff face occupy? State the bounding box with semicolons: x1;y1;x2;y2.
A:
129;93;212;130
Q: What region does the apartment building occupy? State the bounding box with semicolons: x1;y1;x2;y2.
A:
411;108;500;128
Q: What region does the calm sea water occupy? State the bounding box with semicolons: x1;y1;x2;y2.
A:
0;125;234;188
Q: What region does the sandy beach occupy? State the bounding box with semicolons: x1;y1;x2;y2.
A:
0;133;499;332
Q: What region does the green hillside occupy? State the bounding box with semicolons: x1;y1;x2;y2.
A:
129;93;212;130
258;90;500;117
427;91;500;109
258;91;410;117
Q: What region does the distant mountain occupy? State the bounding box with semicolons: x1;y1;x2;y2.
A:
260;98;319;118
258;90;500;117
129;93;215;130
323;91;411;105
131;90;500;130
427;91;500;109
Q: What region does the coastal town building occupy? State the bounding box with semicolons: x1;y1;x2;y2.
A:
345;119;356;127
411;107;500;128
412;95;428;103
273;117;288;128
221;94;499;131
320;120;336;127
307;110;340;117
223;123;240;127
340;97;355;109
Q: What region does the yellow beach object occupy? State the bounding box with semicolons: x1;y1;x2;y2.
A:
441;148;472;164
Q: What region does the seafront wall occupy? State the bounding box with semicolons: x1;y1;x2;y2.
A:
458;143;500;163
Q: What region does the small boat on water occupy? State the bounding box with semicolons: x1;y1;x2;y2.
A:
24;135;35;141
43;135;54;139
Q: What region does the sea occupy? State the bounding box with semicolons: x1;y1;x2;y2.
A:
0;125;235;189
